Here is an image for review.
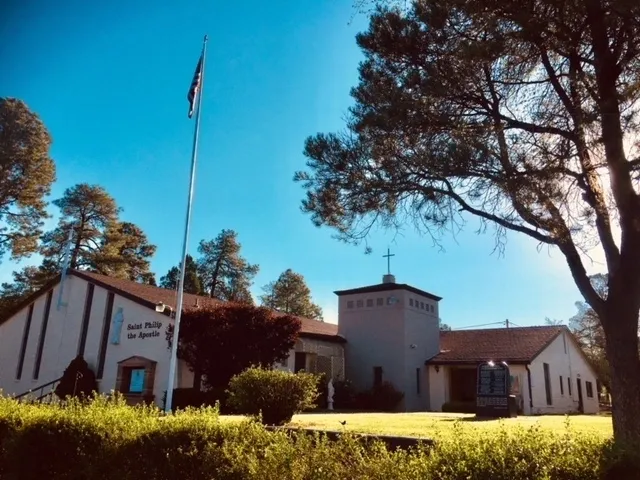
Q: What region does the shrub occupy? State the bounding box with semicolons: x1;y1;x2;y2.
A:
227;367;318;425
333;379;357;409
442;400;476;414
163;387;231;413
356;381;404;411
54;355;98;400
1;394;640;479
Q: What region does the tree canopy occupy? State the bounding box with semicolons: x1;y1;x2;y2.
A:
0;183;157;317
159;254;203;295
197;229;259;303
167;303;301;390
296;0;640;443
0;98;56;263
260;269;323;320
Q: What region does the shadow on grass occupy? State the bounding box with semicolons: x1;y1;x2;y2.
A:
438;416;507;423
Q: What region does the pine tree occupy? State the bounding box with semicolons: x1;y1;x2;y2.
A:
40;184;120;270
260;269;323;320
197;230;258;303
159;254;203;294
92;221;156;282
0;98;56;263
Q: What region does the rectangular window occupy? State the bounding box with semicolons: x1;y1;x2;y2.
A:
567;377;572;396
376;298;383;306
77;283;95;356
97;292;115;379
294;352;306;373
366;299;373;307
373;366;383;387
543;363;552;405
562;334;567;354
347;300;354;309
559;376;564;395
16;304;34;380
129;368;145;393
430;305;434;313
33;290;53;380
356;299;363;308
586;381;594;398
420;302;425;309
416;368;421;394
409;298;414;306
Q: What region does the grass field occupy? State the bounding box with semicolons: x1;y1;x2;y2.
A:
281;412;613;439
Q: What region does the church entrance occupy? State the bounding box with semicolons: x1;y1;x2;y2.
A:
448;366;476;412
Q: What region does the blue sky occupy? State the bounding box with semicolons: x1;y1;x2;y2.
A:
1;0;600;326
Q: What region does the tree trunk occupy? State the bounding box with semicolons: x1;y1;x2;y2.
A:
602;302;640;446
210;259;221;298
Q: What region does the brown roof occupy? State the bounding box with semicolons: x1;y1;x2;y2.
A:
334;282;442;301
0;269;343;343
427;326;565;365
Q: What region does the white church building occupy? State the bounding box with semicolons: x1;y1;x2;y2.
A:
0;269;599;415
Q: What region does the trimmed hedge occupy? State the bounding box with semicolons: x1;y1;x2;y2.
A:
227;367;318;425
1;394;639;479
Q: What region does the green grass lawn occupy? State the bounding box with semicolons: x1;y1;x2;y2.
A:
280;411;613;439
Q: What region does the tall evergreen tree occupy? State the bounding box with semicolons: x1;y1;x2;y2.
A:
0;97;56;263
159;254;203;294
40;183;120;269
260;269;323;319
295;0;640;444
93;221;156;283
197;229;258;303
0;184;158;317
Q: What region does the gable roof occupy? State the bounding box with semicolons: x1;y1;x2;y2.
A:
334;282;442;301
1;270;344;343
426;326;565;365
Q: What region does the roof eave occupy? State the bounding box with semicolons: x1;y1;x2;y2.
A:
300;332;347;343
425;359;530;366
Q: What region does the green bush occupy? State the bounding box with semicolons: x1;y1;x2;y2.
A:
163;387;230;413
226;367;318;425
333;379;357;409
442;400;476;414
1;394;639;479
356;381;405;411
54;355;98;401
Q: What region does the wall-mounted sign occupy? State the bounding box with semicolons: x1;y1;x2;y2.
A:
126;320;162;340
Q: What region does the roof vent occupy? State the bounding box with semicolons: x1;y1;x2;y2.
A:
382;274;396;284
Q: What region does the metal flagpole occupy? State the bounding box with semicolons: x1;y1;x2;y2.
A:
165;35;208;414
56;227;74;310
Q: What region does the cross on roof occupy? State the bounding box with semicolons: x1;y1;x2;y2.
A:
383;248;395;275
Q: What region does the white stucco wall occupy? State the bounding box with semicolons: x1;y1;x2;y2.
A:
427;365;448;411
337;284;441;411
338;291;406;395
426;334;598;417
99;292;172;404
403;292;440;411
529;332;599;414
0;276;91;397
0;275;174;407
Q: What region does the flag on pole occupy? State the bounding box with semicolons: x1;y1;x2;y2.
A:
187;54;204;118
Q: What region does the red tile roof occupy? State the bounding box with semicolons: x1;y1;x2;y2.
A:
72;270;343;342
428;326;565;364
